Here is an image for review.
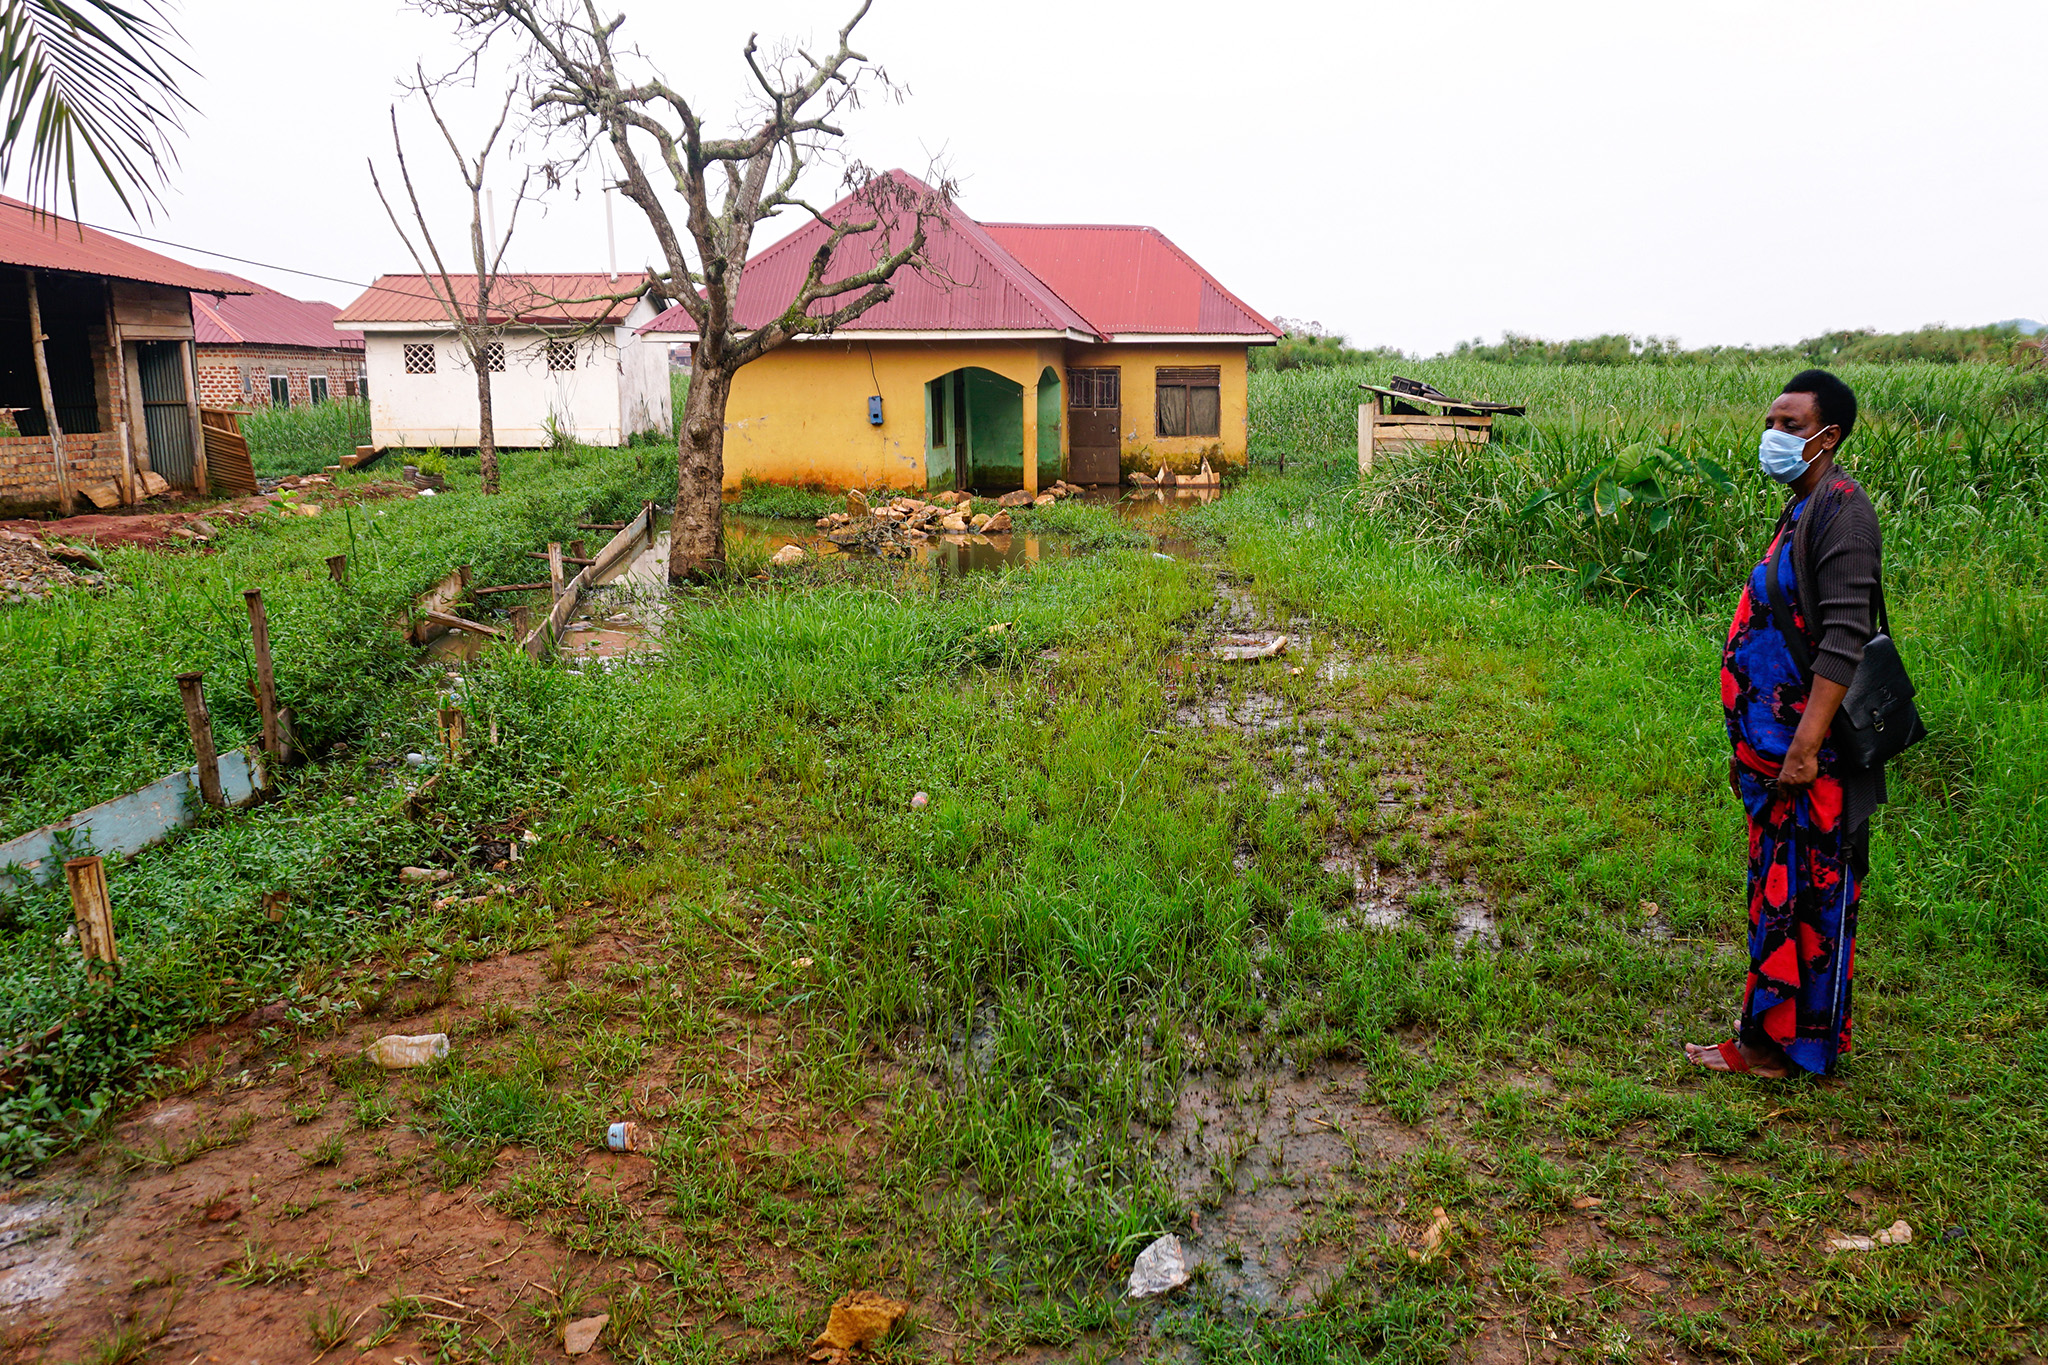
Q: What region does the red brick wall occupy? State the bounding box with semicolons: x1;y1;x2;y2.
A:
0;433;129;508
196;345;364;409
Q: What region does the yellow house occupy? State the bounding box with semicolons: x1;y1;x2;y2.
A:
641;172;1281;495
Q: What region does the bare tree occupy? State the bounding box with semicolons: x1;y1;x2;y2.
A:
422;0;951;580
368;75;533;495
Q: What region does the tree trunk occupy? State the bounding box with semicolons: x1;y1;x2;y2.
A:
668;363;731;582
475;356;498;495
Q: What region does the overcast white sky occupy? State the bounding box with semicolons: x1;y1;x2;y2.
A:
26;0;2046;354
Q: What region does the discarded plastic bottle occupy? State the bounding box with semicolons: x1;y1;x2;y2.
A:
366;1033;449;1069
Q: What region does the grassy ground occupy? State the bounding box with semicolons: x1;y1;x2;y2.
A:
9;364;2047;1363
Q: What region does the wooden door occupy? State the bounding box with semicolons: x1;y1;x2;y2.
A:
1068;367;1120;484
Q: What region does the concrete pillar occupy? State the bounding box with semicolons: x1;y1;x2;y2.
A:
1022;377;1039;498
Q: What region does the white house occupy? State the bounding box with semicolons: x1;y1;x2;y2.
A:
334;273;671;449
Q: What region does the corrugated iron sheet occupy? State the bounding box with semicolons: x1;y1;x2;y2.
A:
636;172;1277;343
982;224;1281;339
0;195;250;293
643;170;1098;338
335;272;650;326
192;274;361;350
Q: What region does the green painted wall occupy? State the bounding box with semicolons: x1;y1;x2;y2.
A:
1036;367;1062;487
963;368;1023;486
924;374;956;489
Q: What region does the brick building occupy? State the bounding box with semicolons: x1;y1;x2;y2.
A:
0;196;249;511
193;278;363;409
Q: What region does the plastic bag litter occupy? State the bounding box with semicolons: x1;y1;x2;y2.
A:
1127;1233;1189;1298
1826;1220;1912;1252
365;1033;448;1069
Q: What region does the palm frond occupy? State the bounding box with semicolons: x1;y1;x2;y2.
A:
0;0;193;219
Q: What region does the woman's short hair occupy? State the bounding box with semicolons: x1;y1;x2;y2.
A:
1782;368;1858;439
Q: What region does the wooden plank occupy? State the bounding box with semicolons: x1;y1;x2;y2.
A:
529;551;596;567
1360;383;1525;416
471;582;550;595
420;609;503;639
201;409;258;497
586;503;653;580
1359;402;1375;476
0;748;265;893
407;565;472;645
64;856;117;973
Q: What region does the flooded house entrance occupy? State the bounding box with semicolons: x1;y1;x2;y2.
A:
924;365;1063;493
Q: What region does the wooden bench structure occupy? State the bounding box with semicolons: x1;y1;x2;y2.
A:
1358;378;1525;473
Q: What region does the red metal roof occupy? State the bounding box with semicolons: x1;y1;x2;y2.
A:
639;171;1277;342
192;273;362;351
334;272;651;326
981;224;1281;339
0;196;251;293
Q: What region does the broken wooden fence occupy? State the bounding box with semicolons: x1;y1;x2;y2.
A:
521;502;654;660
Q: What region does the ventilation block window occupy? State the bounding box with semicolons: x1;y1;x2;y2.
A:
1069;367;1120;409
1155;366;1221;438
268;375;290;407
309;375;329;404
546;339;576;372
482;341;506;373
404;342;436;375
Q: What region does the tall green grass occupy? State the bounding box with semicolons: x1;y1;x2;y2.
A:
240;398;372;478
1243;359;2048;966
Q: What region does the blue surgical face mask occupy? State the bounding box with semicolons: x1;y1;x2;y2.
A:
1757;425;1833;483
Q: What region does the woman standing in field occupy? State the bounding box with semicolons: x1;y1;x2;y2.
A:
1688;369;1883;1078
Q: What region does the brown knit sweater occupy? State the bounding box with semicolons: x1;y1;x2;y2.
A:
1785;470;1887;830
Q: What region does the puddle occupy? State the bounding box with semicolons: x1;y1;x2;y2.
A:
0;1198;74;1312
1156;1064;1418;1310
724;512;1069;576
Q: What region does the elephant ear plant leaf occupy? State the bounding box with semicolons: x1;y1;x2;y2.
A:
1519;442;1737;594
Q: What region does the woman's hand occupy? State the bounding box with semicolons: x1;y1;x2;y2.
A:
1775;743;1820;791
1776;676;1850;793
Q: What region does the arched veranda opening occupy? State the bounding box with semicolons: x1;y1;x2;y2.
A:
923;365;1062;492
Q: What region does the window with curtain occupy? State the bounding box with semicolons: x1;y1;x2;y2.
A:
1155;366;1221;437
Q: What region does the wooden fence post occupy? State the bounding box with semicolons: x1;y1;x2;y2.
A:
175;672;225;809
438;707;465;766
326;554;348;583
64;856;118;977
568;539;586;563
243;589;281;761
547;543;565;599
508;603;530;637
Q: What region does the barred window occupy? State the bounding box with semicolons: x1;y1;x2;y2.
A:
546;339;576;372
404;343;436;375
1069;367;1120;408
482;341;505;373
1155;366;1221;438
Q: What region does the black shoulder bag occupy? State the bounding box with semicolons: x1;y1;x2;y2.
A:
1763;518;1927;771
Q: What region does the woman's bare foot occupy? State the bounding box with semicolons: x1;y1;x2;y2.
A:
1684;1039;1792;1078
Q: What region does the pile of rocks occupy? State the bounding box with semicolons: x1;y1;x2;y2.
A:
810;482;1090;556
0;528;104;603
816;491;1008;554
